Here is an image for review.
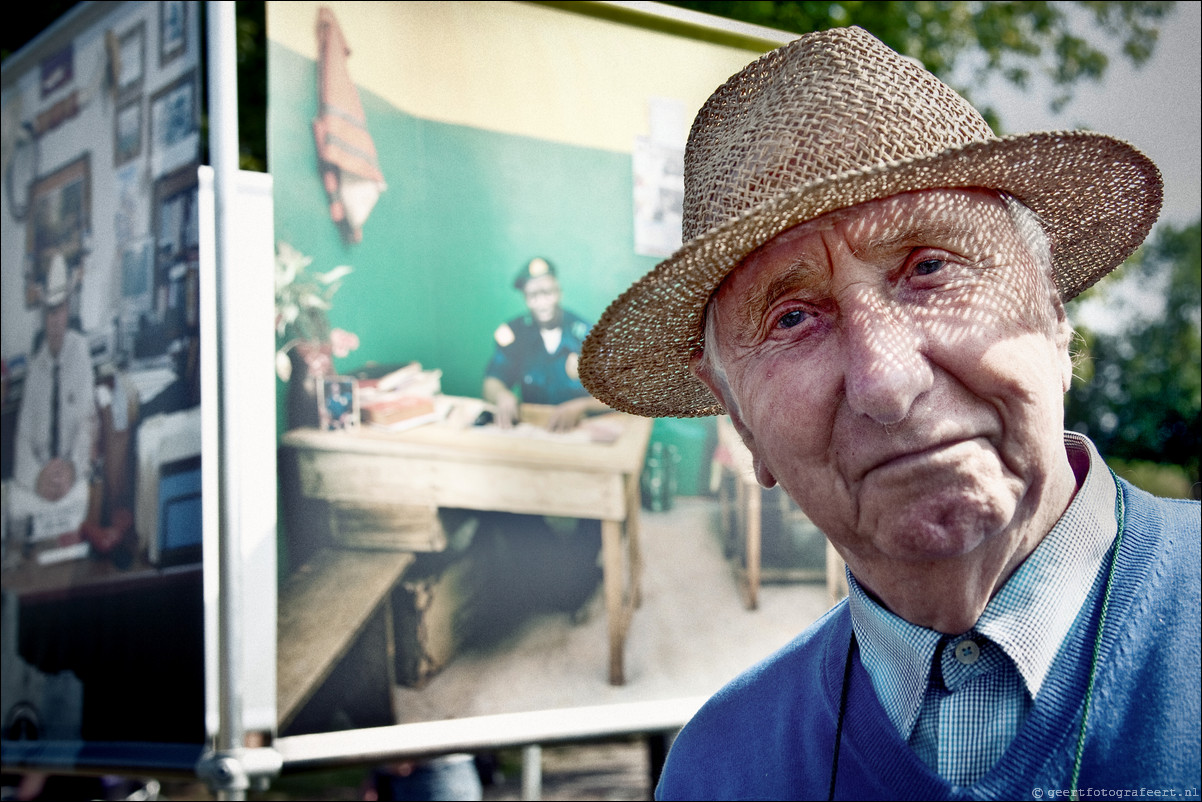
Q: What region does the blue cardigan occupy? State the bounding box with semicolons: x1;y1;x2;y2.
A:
657;480;1201;800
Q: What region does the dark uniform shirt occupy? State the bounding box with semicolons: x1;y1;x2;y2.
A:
485;310;592;405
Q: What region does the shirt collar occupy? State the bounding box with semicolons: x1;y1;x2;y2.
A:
847;431;1119;738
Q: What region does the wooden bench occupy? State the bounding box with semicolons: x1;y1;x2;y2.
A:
276;547;414;735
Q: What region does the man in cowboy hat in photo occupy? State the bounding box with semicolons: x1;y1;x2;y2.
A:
580;27;1199;800
8;253;97;544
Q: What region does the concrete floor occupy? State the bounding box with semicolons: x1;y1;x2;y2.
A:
392;494;834;726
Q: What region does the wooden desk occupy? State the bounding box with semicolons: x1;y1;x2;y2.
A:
715;416;846;610
1;551;205;744
2;543;195;602
281;400;653;685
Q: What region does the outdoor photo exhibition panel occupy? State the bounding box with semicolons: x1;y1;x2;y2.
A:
266;0;803;759
1;0;278;775
0;0;205;768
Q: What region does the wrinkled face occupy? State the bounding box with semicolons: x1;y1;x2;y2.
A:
694;189;1074;571
524;274;563;328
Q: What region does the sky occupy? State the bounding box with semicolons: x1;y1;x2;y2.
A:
973;2;1201;228
962;3;1200;333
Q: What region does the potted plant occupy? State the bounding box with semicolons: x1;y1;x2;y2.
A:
274;242;359;428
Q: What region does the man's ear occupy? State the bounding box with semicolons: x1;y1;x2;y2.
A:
1053;299;1074;394
689;350;778;489
1059;320;1074;394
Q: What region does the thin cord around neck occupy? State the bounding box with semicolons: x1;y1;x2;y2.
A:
1070;472;1125;800
828;476;1126;801
828;631;857;801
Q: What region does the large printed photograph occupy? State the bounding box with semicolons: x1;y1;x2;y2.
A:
266;1;836;738
1;0;204;752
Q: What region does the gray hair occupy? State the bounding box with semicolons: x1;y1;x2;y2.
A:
1000;192;1056;287
696;191;1057;419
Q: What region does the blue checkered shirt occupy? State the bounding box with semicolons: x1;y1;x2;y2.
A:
847;432;1119;786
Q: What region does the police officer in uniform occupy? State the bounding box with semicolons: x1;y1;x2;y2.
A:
483;257;606;431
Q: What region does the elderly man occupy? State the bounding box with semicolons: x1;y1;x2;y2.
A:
580;27;1199;800
484;257;606;432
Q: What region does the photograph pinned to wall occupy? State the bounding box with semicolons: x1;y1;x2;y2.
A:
320;376;360;431
632;136;685;258
632;96;687;258
114;21;145;100
159;0;188;66
25;153;90;308
114;96;142;166
39;41;74;97
149;69;198;175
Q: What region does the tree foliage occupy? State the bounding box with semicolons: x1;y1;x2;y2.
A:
1065;220;1202;494
664;1;1174;125
3;2;1178;165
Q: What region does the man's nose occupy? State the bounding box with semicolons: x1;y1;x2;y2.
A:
840;294;932;426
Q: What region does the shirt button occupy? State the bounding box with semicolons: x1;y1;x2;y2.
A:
954;639;980;665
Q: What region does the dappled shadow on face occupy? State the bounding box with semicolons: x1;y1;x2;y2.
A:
719;188;1063;380
701;187;1075;569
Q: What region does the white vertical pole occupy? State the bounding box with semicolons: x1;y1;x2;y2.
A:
521;744;543;801
206;2;245;799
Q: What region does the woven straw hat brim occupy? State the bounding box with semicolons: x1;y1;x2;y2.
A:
579;129;1162;419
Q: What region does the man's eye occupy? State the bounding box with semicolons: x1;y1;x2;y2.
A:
777;309;807;329
914;259;945;276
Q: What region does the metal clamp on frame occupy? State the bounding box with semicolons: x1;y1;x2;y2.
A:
196;746;283;798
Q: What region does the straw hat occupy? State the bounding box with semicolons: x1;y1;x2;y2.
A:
579;26;1162;418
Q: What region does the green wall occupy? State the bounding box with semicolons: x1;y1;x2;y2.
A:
270;43;714;494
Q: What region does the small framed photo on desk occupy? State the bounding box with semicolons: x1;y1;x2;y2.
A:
319;376;359;431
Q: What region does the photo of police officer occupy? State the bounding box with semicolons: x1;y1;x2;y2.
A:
482;257;607;432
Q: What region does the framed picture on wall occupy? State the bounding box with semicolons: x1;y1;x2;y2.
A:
24;153;90;308
39;42;73;97
115;21;145;100
152;167;198;270
114;96;143;167
160;0;188;66
149;70;198;175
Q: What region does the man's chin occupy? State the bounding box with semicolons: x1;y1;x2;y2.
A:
856;483;1018;563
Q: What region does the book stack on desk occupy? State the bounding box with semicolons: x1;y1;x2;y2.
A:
360;394;436;425
358;362;442;426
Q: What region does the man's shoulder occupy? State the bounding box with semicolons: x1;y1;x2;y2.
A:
562;309;592;331
1106;479;1201;670
1120;479;1200;550
657;602;851;799
493;316;536;348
